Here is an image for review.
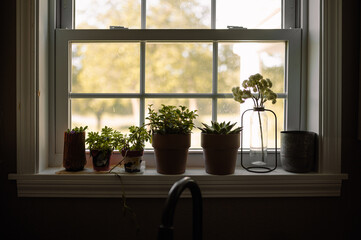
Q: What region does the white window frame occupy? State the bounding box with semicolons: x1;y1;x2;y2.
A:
10;0;347;198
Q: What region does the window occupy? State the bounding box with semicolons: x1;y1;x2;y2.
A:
11;0;346;198
54;0;301;167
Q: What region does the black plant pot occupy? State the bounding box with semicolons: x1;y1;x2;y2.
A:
90;149;112;171
280;131;316;173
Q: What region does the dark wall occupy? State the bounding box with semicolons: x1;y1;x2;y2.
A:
1;1;360;240
0;0;18;238
341;0;361;239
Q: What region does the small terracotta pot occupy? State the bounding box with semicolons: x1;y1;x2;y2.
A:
90;149;112;171
63;132;86;171
201;133;240;175
121;149;144;173
152;134;191;174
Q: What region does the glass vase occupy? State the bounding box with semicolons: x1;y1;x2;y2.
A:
249;107;268;166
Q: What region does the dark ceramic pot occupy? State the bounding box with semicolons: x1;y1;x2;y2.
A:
152;134;191;174
121;149;144;173
280;131;316;173
90;149;112;171
63;132;86;171
201;133;240;175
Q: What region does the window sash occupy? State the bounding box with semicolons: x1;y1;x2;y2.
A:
55;29;301;160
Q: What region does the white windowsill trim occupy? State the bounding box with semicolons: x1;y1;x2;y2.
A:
8;168;347;198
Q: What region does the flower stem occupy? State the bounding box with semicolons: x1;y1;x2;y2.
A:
257;110;265;162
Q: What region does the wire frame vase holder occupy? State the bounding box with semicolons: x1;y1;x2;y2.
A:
241;107;277;173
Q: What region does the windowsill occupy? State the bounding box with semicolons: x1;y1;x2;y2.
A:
8;167;348;198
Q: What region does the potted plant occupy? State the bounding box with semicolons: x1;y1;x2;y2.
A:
146;104;198;174
117;125;151;173
63;126;88;171
198;121;242;175
85;126;122;171
232;73;278;169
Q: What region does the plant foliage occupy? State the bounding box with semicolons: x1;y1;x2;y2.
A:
232;73;277;108
119;125;151;151
66;126;88;134
146;104;198;135
85;126;122;152
198;121;242;134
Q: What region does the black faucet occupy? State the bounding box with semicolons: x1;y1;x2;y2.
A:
158;177;203;240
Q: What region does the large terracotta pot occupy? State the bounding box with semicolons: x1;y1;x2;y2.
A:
90;149;112;171
152;134;191;174
121;149;144;173
63;132;86;171
201;133;240;175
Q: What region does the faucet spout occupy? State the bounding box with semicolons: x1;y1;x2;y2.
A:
158;177;203;240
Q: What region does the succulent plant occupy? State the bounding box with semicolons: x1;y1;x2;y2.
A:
66;126;88;134
198;121;242;134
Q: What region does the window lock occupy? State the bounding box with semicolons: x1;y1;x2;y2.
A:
227;26;247;29
110;26;128;29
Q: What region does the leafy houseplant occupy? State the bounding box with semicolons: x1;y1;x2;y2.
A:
232;73;277;166
118;125;151;173
146;104;198;174
63;126;88;171
199;121;242;175
85;126;122;171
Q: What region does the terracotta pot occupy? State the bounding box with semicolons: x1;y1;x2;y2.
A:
90;149;112;171
201;133;240;175
63;132;86;171
121;149;144;173
152;134;191;174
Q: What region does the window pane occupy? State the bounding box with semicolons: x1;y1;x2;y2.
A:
75;0;141;29
146;43;212;93
218;42;285;93
147;0;211;29
217;98;241;128
216;0;281;29
71;98;140;134
71;43;140;93
145;98;212;148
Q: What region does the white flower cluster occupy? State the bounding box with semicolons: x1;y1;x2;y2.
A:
232;73;277;108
